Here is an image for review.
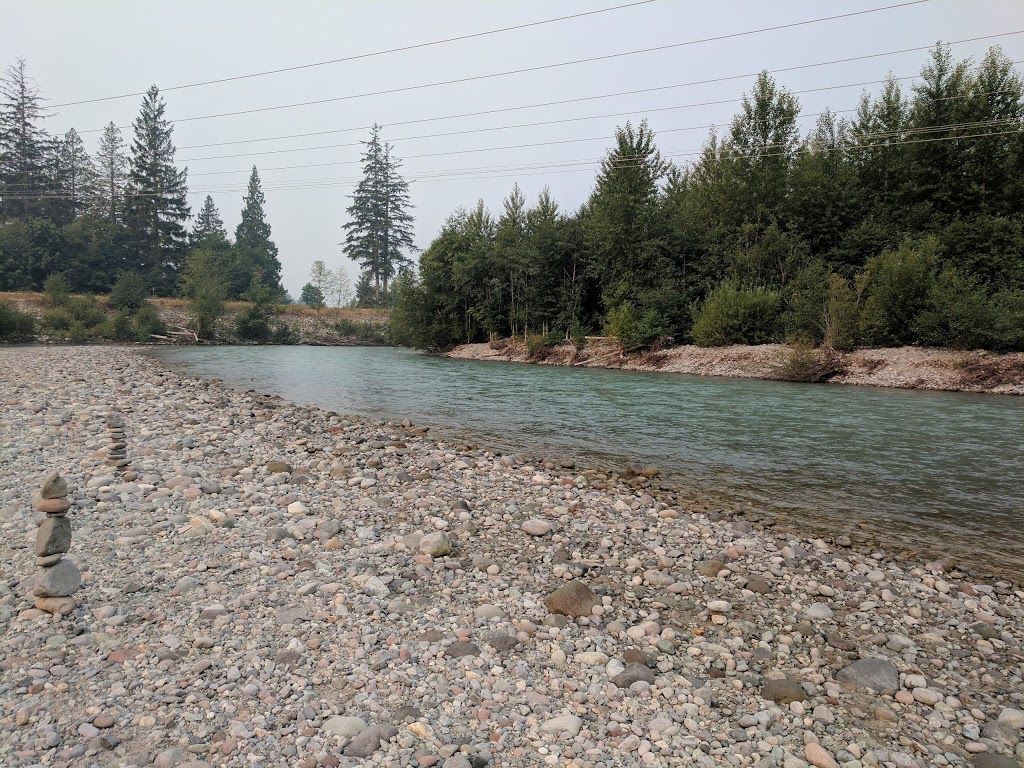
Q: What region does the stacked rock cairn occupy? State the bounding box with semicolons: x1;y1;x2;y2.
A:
32;470;81;616
105;412;129;469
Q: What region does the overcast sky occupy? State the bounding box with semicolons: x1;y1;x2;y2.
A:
5;1;1023;298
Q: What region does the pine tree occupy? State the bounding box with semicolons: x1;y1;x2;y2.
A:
55;128;97;222
0;59;53;219
342;125;416;299
93;121;128;224
234;166;283;296
124;85;190;293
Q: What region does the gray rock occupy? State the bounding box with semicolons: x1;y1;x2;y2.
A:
40;470;68;499
445;642;480;658
835;657;900;695
36;516;72;557
697;560;725;578
539;714;583;736
544;579;599;618
342;724;398;758
33;558;81;597
322;716;367;739
761;677;807;704
611;663;657;688
419;531;452;557
970;755;1021;768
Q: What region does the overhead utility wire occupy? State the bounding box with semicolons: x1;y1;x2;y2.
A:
12;120;1016;199
49;1;659;107
78;1;949;133
176;59;1016;151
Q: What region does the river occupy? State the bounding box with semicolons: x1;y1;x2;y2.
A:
153;345;1024;577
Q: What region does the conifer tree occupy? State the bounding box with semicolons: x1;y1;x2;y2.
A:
234;166;283;296
55;128;96;222
343;125;415;300
123;85;190;293
191;195;228;245
94;121;128;224
0;59;52;219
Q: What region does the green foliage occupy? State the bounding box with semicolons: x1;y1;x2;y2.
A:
776;344;845;383
234;305;271;341
0;302;36;339
823;275;861;351
110;310;135;341
300;282;325;309
108;270;149;310
604;302;671;352
133;303;166;338
66;296;105;326
41;306;73;331
691;282;783;346
860;239;937;346
179;248;228;339
335;317;390;345
990;290;1024;351
42;272;71;306
784;260;831;344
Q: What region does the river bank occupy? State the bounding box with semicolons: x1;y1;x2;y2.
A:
447;341;1024;396
2;346;1023;768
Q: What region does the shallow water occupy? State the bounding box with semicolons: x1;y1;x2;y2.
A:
154;345;1024;576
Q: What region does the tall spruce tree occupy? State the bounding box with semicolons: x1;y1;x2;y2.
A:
342;124;415;300
234;166;283;296
55;128;97;223
94;121;128;224
124;85;190;293
191;195;228;245
0;59;53;219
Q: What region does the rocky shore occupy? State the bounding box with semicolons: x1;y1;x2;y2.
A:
1;346;1022;768
448;341;1024;396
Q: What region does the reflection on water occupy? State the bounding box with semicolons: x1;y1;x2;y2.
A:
153;346;1024;577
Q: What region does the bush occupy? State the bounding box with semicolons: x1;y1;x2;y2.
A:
108;271;149;310
66;296;106;327
914;269;997;349
41;307;73;331
604;302;671;352
0;302;36;339
269;320;298;345
823;275;860;351
111;310;135;341
691;282;783;347
335;318;390;344
990;290;1024;351
784;261;831;345
860;238;937;346
235;306;271;341
133;303;167;339
776;344;845;383
43;273;71;306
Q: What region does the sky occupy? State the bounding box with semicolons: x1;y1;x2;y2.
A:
4;0;1024;298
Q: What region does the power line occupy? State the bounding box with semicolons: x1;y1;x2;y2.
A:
78;1;950;134
48;1;659;108
9;123;1018;200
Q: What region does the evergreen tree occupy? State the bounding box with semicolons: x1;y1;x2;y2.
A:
123;85;190;293
0;59;53;219
94;121;128;224
55;128;96;223
234;166;283;296
191;195;228;246
342;124;416;299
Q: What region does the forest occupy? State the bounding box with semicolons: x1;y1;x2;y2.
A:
391;45;1024;353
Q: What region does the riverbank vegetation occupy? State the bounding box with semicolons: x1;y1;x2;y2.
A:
392;45;1024;353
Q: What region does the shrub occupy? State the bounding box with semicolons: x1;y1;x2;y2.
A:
235;305;272;341
43;273;71;306
133;303;167;339
108;271;149;310
784;261;830;345
823;275;860;351
66;296;106;327
111;310;135;341
914;269;997;349
41;307;73;331
269;320;298;345
777;344;845;383
990;290;1024;351
605;302;671;352
335;318;390;344
860;238;937;346
691;282;782;347
0;302;36;340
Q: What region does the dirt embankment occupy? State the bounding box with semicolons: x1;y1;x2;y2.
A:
448;339;1024;396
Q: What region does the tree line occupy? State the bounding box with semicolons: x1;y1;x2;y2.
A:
392;45;1024;353
0;60;284;302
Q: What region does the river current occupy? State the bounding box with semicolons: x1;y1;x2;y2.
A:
153;345;1024;577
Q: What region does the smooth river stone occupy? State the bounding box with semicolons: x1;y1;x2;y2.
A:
39;470;68;499
33;496;72;515
544;579;599;618
835;657;900;695
34;596;76;615
36;516;72;557
33;558;81;597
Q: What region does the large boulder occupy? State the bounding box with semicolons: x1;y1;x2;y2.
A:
33;558;81;597
544;580;599;618
835;657;900;695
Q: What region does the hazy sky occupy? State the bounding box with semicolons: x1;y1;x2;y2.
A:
5;1;1024;297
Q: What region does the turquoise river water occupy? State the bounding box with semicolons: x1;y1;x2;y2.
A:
154;346;1024;578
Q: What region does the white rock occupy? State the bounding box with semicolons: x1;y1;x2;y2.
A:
522;518;552;536
539;715;583;737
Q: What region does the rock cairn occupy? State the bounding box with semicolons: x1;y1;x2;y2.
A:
32;470;80;616
104;412;129;469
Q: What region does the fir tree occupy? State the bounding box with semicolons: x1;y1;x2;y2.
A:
93;121;128;224
234;166;283;296
55;128;97;223
342;125;416;299
191;195;228;245
0;59;52;219
123;85;190;293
